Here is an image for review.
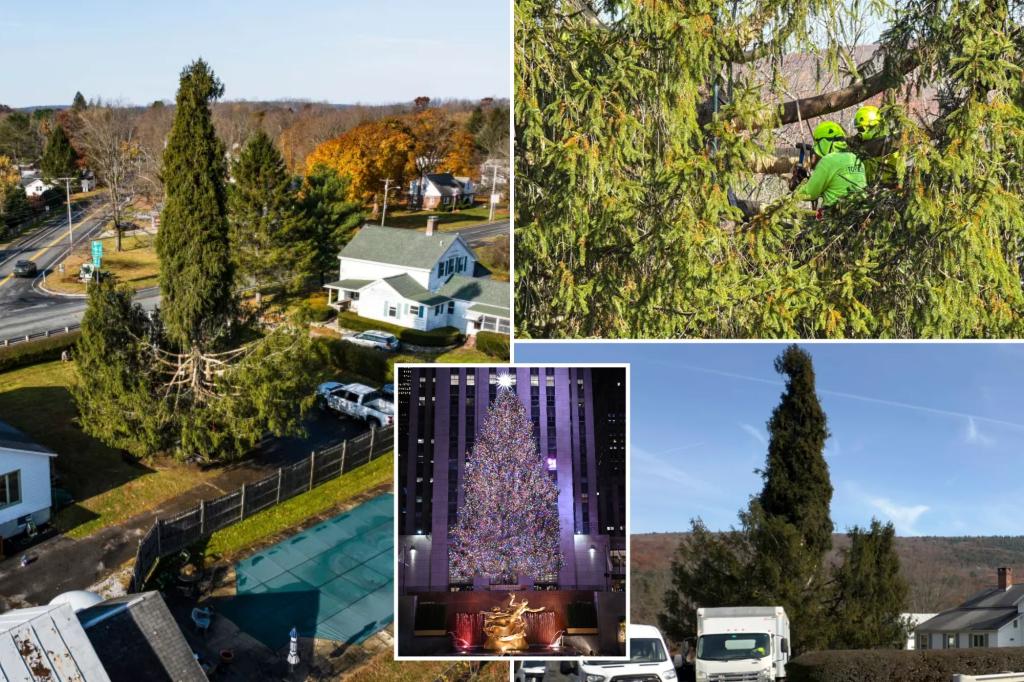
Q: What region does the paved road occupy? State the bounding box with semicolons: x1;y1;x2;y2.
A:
455;220;509;246
0;218;510;342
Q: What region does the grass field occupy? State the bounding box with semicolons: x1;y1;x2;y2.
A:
347;655;509;682
383;204;509;231
201;451;394;562
0;361;215;539
45;232;159;295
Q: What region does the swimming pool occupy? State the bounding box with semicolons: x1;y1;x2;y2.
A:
216;493;393;649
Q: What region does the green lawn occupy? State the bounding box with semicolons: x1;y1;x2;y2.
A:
47;232;159;294
347;655;507;682
382;204;509;231
0;361;216;539
201;451;394;562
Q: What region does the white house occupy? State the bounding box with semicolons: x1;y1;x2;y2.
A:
21;176;54;197
902;613;937;649
915;568;1024;650
0;420;56;541
408;173;476;210
324;220;510;336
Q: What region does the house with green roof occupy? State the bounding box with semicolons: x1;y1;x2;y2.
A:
324;221;510;335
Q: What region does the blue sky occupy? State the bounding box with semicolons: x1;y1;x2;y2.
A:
0;1;509;107
515;343;1024;537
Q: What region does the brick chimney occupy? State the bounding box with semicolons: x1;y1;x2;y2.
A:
999;567;1013;591
426;215;438;236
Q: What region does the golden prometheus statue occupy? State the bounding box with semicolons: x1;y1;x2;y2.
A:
481;594;547;653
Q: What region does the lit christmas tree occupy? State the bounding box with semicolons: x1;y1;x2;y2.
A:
449;382;563;582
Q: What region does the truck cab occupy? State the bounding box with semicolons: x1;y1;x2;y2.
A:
695;607;790;682
578;623;678;681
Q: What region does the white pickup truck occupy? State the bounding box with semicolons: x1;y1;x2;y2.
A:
316;382;394;428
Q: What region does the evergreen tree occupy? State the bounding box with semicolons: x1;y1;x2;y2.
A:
40;125;77;181
759;346;833;558
827;519;910;649
515;0;1024;338
228;130;312;301
449;386;563;582
660;345;834;652
71;278;170;456
156;59;234;350
72;91;87;111
299;164;364;285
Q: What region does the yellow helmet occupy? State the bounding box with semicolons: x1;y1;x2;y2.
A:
812;121;847;157
854;105;882;139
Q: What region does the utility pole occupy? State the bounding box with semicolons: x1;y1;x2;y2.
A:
488;163;500;222
380;178;393;226
55;177;75;248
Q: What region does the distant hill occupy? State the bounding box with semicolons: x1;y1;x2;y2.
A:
631;533;1024;628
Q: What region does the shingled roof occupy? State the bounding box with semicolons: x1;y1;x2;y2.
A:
340;225;462;269
917;583;1024;633
0;419;56;457
437;275;510;314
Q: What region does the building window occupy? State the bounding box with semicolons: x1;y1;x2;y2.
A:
971;633;989;648
388;305;398;318
0;470;21;509
448;301;455;314
410;305;419;316
917;634;929;650
438;263;444;277
434;304;444;316
944;633;957;649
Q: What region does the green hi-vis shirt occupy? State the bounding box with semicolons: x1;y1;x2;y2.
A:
796;151;867;206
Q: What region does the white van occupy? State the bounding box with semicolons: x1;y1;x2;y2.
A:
577;623;678;681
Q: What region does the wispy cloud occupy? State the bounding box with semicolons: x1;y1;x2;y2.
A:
632;446;718;495
739;423;767;448
868;496;930;535
659;362;1024;432
965;416;995;446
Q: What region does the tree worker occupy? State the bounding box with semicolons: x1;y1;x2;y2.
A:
852;104;900;186
790;121;867;213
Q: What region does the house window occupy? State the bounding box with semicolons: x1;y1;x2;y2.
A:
434;304;444;316
447;301;455;314
438;263;444;277
0;470;22;509
410;305;419;316
498;318;510;334
387;305;398;318
447;257;454;274
349;292;360;301
944;634;957;649
971;633;989;648
917;634;930;650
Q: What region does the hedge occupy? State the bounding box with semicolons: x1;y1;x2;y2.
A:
789;647;1024;682
317;337;390;385
338;311;463;347
0;332;81;373
475;331;510;360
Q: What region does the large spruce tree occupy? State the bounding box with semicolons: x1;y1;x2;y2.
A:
228;130;311;300
74;59;320;462
515;0;1024;338
660;345;897;654
40;125;77;181
156;59;234;349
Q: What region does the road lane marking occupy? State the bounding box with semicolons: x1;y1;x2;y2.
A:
0;210;105;290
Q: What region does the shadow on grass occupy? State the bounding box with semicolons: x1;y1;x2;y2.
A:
0;385;157;535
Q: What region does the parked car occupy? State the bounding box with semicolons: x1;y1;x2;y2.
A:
13;260;37;277
347;330;400;352
577;623;678;681
316;381;395;428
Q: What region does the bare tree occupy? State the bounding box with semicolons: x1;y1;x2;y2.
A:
77;105;140;251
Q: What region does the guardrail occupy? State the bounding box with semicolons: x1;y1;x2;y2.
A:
130;425;394;592
0;323;81;347
953;674;1024;681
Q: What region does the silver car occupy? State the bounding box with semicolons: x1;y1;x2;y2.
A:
347;330;400;352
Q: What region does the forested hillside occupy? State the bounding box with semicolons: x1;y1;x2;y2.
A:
632;533;1024;627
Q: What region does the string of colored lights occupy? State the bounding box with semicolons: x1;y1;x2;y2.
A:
449;385;563;581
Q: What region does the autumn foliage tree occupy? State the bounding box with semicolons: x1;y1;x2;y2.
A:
305;118;416;203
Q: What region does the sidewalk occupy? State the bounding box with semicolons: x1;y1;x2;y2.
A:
0;461;280;611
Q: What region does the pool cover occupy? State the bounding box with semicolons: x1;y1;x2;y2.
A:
216;493;393;650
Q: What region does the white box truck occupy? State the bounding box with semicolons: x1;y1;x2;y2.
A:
696;606;790;682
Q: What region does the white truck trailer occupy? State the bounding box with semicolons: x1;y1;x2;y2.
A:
696;606;790;682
